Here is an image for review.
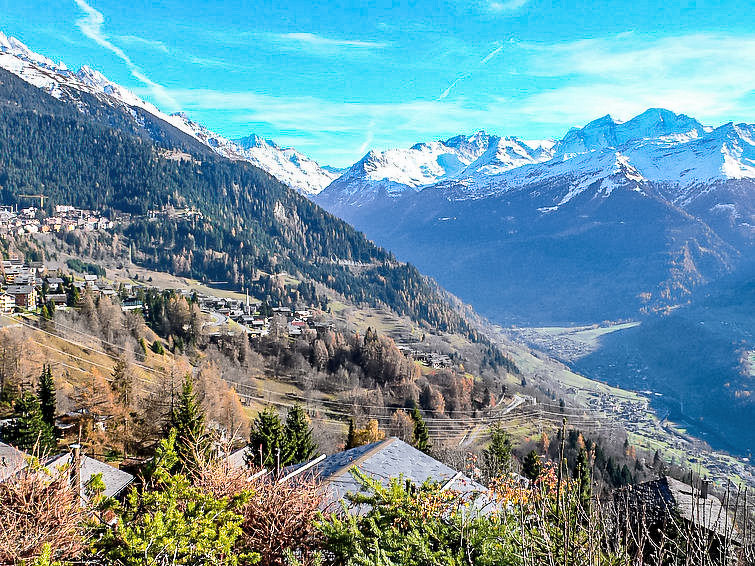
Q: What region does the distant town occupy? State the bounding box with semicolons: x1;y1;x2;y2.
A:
0;204;115;236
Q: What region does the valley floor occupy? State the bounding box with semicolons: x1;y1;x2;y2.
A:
499;322;755;488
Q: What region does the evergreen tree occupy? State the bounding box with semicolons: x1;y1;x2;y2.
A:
66;284;80;307
410;405;430;453
482;424;512;480
345;418;357;450
170;375;208;470
8;392;55;453
37;365;56;430
248;406;288;471
522;450;542;481
284;404;317;465
573;447;591;505
95;430;245;566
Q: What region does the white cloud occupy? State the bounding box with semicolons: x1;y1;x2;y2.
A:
517;33;755;127
480;44;504;64
486;0;531;12
262;32;387;57
72;0;176;109
118;35;169;53
135;31;755;166
439;43;504;100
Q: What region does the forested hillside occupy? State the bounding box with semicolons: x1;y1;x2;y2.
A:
0;67;475;337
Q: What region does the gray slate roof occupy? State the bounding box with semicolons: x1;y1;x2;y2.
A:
228;446;250;469
0;441;27;481
294;437;494;513
45;453;135;501
618;476;739;540
6;285;33;294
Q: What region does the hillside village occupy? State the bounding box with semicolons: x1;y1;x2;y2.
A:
0;204;114;236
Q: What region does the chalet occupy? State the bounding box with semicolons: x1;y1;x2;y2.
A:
284;438;497;515
47;293;69;306
0;293;15;313
46;446;135;503
45;277;64;291
614;476;740;562
0;442;134;504
6;285;37;309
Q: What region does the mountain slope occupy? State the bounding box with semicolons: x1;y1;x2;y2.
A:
0;31;336;195
320;132;550;208
0;64;480;339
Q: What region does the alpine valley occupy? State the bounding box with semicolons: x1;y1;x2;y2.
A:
313;112;755;459
0;30;753;464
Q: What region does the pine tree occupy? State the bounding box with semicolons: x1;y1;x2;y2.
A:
171;375;208;470
522;450;542;481
248;406;288;471
410;405;430;453
345;418;357;450
9;392;55;453
573;447;591;505
284;404;317;465
482;424;512;480
37;365;56;430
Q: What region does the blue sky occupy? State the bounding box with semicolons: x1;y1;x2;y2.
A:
1;0;754;166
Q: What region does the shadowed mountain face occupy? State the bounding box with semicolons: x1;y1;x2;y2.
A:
318;171;741;325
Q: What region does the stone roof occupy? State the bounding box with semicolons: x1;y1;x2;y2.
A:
291;437;495;513
0;441;27;481
617;476;739;540
45;453;135;501
227;446;250;469
6;285;33;294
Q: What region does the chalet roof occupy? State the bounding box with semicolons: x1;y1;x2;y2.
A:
0;441;27;481
229;438;496;514
292;437;494;513
45;453;134;501
6;285;33;295
228;446;250;469
618;476;739;540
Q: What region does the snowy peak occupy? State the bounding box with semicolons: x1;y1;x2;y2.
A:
461;136;551;177
167;114;338;194
0;31;57;68
319;131;554;205
555;108;706;157
235;134;280;151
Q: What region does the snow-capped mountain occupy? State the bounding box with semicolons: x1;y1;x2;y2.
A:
165;114;340;194
320;131;551;207
320;108;755;210
233;134;341;195
0;31;335;195
316;108;754;325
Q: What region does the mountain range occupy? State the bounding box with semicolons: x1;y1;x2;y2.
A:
1;31;753;456
0;31;339;195
1;29;752;323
